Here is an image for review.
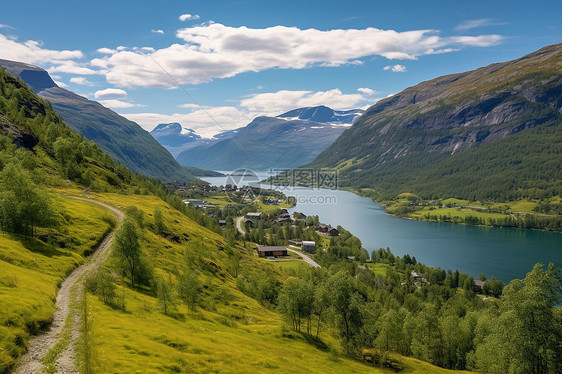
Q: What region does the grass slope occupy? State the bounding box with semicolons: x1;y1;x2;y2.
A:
0;196;114;372
80;192;473;374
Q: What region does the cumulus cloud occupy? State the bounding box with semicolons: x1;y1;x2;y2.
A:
357;87;375;95
240;89;369;116
94;88;127;99
179;14;200;21
92;23;503;88
70;77;94;85
48;61;97;75
384;64;406;72
124;106;251;137
0;33;83;68
98;99;142;108
151;29;164;34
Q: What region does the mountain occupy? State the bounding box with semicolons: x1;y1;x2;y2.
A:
306;44;562;201
149;123;239;158
176;105;363;170
0;59;196;182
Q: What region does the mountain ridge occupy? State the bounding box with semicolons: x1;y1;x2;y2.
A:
0;59;197;182
176;105;362;170
305;43;562;201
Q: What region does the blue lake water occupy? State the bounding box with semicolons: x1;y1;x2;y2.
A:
200;172;562;283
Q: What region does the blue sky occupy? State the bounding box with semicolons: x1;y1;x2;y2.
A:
1;0;560;137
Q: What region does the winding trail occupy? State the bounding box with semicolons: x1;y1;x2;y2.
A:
14;197;123;374
235;216;321;268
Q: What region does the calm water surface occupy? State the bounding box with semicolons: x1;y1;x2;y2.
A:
201;172;562;282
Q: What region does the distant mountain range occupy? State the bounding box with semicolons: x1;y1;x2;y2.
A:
150;123;239;158
0;59;198;181
174;106;363;170
306;43;562;201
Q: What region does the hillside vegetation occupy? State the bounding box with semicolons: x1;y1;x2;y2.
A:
0;65;474;374
0;59;197;182
308;44;562;203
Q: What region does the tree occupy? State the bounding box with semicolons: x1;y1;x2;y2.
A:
0;162;54;236
86;269;116;306
474;263;562;374
178;271;201;313
153;208;165;235
327;271;365;355
113;217;144;287
157;275;176;315
278;278;314;333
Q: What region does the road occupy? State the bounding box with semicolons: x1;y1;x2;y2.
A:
236;216;246;235
15;197;124;374
285;248;321;268
235;216;321;268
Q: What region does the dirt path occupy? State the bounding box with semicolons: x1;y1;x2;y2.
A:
235;216;246;235
14;197;123;374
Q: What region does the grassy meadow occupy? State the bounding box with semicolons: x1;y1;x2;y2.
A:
0;196;114;373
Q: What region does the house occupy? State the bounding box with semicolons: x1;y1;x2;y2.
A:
288;240;302;247
281;208;289;214
218;220;226;226
279;212;291;219
316;224;329;233
474;280;486;293
257;246;288;258
411;271;423;280
302;241;316;253
328;228;339;236
245;212;262;220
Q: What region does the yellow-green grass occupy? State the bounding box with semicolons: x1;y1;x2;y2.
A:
269;260;310;274
366;263;390;277
0;195;114;373
35;191;474;374
204;196;233;207
86;285;473;374
440;198;470;206
409;207;509;222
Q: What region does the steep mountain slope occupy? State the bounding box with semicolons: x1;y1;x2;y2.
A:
0;59;196;182
150;123;239;157
177;106;362;170
307;44;562;201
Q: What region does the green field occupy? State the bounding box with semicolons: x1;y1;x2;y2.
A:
0;196;114;372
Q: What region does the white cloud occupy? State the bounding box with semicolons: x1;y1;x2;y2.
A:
0;33;83;68
70;77;94;86
0;24;14;29
124;106;250;137
48;61;97;75
94;88;127;99
98;99;142;108
454;19;506;32
151;29;164;35
93;23;503;88
96;47;116;55
240;89;369;116
177;103;201;109
357;87;375;95
179;14;200;21
384;64;406;72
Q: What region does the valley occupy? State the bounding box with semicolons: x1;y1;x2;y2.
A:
0;6;561;374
